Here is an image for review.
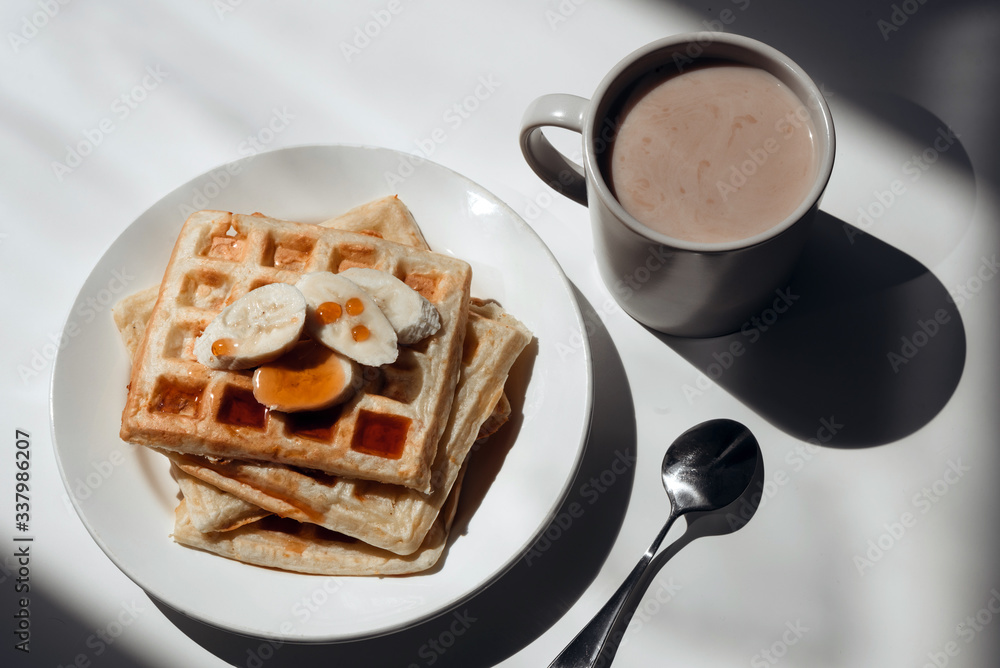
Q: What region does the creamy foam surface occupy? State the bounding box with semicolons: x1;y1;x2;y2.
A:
608;64;819;243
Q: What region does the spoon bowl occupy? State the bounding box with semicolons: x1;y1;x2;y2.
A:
549;418;761;668
662;418;760;513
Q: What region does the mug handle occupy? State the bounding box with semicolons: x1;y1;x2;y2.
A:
519;94;590;205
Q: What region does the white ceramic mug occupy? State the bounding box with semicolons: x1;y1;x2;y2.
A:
520;33;835;337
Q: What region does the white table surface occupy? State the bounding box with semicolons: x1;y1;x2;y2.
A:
2;1;998;666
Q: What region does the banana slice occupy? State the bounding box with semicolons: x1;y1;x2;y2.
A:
295;271;398;366
194;282;306;370
339;267;441;344
252;341;359;412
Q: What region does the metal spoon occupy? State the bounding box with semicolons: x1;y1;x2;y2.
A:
549;418;760;668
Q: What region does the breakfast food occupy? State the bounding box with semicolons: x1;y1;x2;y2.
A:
294;271;400;366
170;495;457;577
111;285;158;355
318;194;430;248
170;462;467;576
252;341;360;412
338;267;442;344
163;299;532;554
119;209;473;492
171;464;270;533
115;195;531;576
193;282;308;370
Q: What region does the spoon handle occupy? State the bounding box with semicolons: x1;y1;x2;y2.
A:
548;513;679;668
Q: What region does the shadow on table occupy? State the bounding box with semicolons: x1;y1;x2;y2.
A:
655;210;967;447
153;286;638;667
6;585;155;668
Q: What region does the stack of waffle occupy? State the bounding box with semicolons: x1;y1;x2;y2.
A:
114;196;532;576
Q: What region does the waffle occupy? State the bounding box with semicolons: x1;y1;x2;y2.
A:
317;194;430;249
115;196;532;574
171;462;465;576
110;196;435;367
166;299;533;554
112;285;158;359
171;464;269;533
477;389;511;440
119;209;472;492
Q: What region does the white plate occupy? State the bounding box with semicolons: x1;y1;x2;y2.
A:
50;145;592;643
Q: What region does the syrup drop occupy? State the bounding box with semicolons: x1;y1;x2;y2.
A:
351;410;410;459
345;297;364;316
316;301;343;324
211;338;239;356
351;325;370;342
252;341;354;412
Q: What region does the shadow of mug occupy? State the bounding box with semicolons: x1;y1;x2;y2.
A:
655;211;967;447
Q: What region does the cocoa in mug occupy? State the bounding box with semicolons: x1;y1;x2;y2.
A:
604;62;820;244
520;34;835;336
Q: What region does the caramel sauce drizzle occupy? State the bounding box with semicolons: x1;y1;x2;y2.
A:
253;342;346;412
